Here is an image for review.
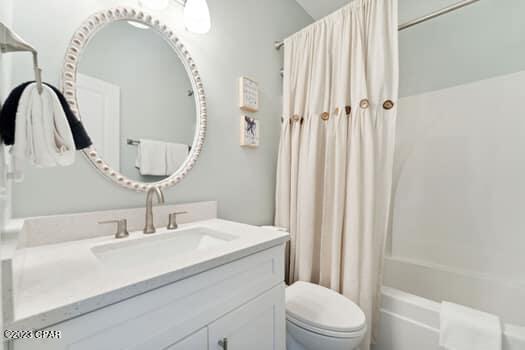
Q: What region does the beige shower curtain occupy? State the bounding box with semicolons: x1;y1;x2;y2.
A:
274;0;398;348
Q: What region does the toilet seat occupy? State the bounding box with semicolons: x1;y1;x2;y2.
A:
287;313;366;339
286;282;366;338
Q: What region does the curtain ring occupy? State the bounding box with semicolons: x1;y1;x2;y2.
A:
292;114;301;122
321;112;330;121
383;100;394;110
335;107;340;115
360;99;369;109
345;105;351;115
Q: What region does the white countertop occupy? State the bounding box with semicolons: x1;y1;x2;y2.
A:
10;219;288;330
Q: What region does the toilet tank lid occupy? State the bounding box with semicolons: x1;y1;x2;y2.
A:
286;281;366;333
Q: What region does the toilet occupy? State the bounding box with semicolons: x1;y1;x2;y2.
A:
286;281;367;350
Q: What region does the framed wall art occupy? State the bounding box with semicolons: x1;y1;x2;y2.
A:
240;116;259;147
239;76;259;112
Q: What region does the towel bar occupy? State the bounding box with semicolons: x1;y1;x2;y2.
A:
126;139;192;151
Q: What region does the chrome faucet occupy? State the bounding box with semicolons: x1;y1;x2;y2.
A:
144;187;165;234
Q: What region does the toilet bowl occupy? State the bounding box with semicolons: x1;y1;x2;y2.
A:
286;281;367;350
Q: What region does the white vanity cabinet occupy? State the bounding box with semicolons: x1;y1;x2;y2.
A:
208;285;285;350
163;285;284;350
12;245;286;350
164;329;207;350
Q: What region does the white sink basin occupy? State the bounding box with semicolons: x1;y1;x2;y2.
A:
91;227;237;268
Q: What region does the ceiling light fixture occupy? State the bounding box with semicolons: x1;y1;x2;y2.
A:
182;0;211;34
136;0;211;34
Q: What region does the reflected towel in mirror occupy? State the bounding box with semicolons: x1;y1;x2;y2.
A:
166;143;189;174
134;140;190;176
135;139;168;176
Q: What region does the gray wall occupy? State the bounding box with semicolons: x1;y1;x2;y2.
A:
9;0;313;224
399;0;525;97
80;21;195;183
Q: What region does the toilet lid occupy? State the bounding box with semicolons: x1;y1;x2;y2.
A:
286;282;366;333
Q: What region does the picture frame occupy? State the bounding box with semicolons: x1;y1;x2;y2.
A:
240;116;259;147
239;76;259;112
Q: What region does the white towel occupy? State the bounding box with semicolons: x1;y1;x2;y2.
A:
135;139;167;176
11;84;75;172
166;143;189;174
440;301;502;350
0;144;7;197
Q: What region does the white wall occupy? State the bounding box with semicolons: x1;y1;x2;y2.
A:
0;1;14;348
8;0;313;223
387;0;525;319
392;71;525;283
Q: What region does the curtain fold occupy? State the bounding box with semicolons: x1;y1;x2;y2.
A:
275;0;398;347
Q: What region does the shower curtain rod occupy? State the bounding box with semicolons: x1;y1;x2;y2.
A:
274;0;480;50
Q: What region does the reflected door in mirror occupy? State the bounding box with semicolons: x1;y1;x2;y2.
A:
77;74;121;171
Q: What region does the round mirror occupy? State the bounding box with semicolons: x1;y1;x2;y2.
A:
62;7;207;191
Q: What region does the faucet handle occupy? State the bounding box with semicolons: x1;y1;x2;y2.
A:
99;219;129;239
167;211;188;230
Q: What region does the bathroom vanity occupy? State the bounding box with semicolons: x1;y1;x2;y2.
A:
3;203;288;350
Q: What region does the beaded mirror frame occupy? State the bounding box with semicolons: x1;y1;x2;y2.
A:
61;7;207;192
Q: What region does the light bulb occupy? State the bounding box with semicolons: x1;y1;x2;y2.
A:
184;0;211;34
127;21;150;29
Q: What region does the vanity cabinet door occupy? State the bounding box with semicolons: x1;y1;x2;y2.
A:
208;284;285;350
165;328;207;350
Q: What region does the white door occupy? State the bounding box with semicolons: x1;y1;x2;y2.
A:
208;284;286;350
76;73;120;170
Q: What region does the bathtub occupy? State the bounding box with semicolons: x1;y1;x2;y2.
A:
373;256;525;350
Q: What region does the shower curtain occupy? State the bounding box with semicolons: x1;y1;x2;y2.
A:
274;0;398;347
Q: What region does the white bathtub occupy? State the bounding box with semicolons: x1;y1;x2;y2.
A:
373;257;525;350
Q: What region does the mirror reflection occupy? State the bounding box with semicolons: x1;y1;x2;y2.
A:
77;21;196;182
